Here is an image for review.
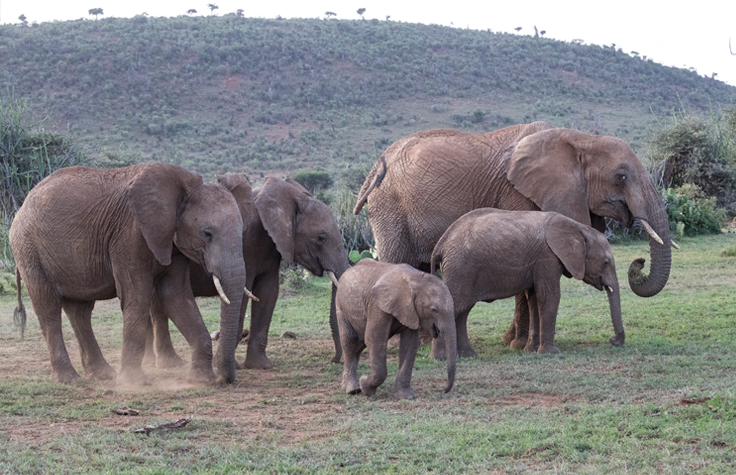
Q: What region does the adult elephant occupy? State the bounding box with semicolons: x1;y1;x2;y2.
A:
147;175;351;370
353;122;673;358
10;163;246;385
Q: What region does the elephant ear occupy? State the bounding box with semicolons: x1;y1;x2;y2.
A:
254;177;311;263
217;173;253;225
506;128;592;226
371;265;420;330
129;163;203;266
284;178;313;197
545;213;587;280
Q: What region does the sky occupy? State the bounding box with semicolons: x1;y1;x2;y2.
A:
2;0;735;87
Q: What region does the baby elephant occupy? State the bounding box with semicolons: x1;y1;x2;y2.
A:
431;208;624;357
336;259;456;399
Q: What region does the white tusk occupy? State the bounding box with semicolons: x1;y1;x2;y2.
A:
244;287;259;302
210;330;220;341
213;275;231;305
640;219;664;245
327;271;339;287
605;285;613;293
671;240;680;250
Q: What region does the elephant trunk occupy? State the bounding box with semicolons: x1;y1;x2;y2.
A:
214;265;246;384
628;194;672;298
327;252;352;363
606;276;625;347
440;319;457;393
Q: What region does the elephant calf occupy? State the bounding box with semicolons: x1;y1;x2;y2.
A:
431;208;624;357
336;260;456;399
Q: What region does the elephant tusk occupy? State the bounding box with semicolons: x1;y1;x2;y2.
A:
244;287;260;302
212;275;231;305
327;271;339;287
605;285;613;293
671;240;680;250
639;219;663;245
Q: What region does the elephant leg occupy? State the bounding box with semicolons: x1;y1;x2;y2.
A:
143;315;156;367
30;285;80;383
523;290;541;353
329;284;342;364
360;316;392;396
508;293;530;350
62;299;116;380
536;286;561;355
149;291;186;369
244;269;278;370
394;329;419;399
115;272;156;386
338;315;364;395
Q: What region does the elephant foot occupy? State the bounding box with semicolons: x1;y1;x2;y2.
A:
116;369;152;387
86;362;117;381
509;337;528;351
523;338;540;353
243;353;273;370
609;332;625;347
157;354;186;369
502;324;517;346
342;376;361;395
394;387;417;400
187;366;217;384
330;353;342;364
142;353;157;367
359;376;377;396
51;366;81;384
457;345;478;358
537;344;561;355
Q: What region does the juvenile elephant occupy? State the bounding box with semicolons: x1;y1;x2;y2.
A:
147;175;351;370
431;208;624;356
10;164;246;385
354;123;672;358
336;259;456;399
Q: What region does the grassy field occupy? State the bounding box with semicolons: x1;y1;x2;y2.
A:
1;233;735;473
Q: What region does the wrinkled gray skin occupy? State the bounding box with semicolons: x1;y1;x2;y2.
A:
146;176;351;370
10;164;246;385
336;260;456;399
354;123;670;359
432;209;623;357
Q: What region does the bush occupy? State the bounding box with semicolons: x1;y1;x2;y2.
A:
329;186;374;253
290;169;333;194
663;184;725;236
647;112;736;208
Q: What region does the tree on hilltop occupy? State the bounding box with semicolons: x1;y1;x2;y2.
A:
88;8;104;20
514;26;522;33
325;11;336;19
208;3;219;15
357;8;366;19
187;9;197;15
18;14;28;26
236;9;244;17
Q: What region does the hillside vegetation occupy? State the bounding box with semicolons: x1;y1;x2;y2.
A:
1;15;735;181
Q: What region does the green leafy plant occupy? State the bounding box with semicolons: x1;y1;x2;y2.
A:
348;248;376;263
663;184;725;236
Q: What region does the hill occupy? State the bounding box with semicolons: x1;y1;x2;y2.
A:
1;15;734;184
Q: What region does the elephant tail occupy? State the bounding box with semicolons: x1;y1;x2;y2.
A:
430;247;442;276
13;269;26;341
353;155;387;215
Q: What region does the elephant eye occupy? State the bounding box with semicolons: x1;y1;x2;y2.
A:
203;230;213;241
617;173;627;184
604;259;610;266
317;235;326;244
431;307;438;313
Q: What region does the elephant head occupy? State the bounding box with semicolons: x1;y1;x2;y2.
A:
129;164;246;383
506;128;671;298
545;214;624;347
253;177;350;283
371;265;456;392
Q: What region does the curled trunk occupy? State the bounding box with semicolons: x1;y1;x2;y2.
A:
628;198;672;298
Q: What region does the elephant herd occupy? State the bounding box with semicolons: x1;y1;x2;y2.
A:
10;121;674;399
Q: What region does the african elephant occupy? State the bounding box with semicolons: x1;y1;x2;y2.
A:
10;163;246;385
353;123;672;358
336;259;456;399
147;175;351;370
431;208;624;356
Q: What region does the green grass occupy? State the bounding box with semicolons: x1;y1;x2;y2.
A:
1;234;736;473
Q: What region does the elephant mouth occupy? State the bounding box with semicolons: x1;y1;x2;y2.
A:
431;323;440;339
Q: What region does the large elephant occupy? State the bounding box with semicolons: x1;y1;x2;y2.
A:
10;164;246;385
431;209;624;356
147;175;351;370
353;123;673;358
